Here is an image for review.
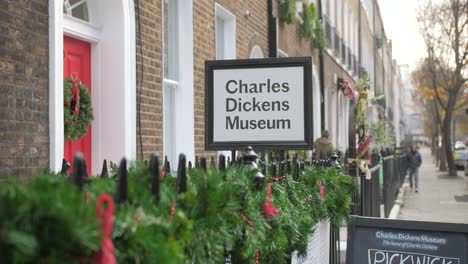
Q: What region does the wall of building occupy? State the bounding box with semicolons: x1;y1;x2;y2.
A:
0;0;49;177
135;0;164;160
0;0;407;176
193;0;269;159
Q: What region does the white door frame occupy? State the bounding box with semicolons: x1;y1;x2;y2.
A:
49;0;136;173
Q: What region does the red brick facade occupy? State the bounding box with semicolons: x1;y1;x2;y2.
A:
135;0;164;160
193;0;269;158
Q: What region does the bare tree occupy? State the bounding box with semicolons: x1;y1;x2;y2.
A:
417;0;468;176
412;61;446;171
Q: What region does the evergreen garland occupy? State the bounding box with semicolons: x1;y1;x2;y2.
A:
64;78;94;141
0;174;99;263
0;161;356;263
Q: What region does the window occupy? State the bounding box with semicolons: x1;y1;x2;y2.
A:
330;0;335;27
215;4;236;60
63;0;89;22
331;92;337;146
216;4;236;159
216;16;225;59
163;0;179;166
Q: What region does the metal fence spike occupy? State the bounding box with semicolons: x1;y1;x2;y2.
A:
71;153;84;191
116;158;128;204
150;154;160;205
176;154;187;194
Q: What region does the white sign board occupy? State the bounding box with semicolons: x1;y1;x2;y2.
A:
205;57;313;150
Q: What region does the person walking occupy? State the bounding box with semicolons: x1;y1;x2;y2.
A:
314;130;334;160
407;144;422;192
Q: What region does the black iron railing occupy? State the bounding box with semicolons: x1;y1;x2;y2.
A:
324;16;332;47
334;32;340;56
353;55;358;74
341;42;346;62
352;150;407;219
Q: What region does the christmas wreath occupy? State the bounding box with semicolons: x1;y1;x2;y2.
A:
64;77;93;141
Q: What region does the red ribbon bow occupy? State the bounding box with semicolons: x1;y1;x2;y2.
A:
262;183;279;218
168;202;176;223
317;180;326;198
272;176;286;182
236;212;256;229
95;194;116;264
71;75;81;115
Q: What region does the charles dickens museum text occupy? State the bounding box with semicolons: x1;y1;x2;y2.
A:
224;79;292;130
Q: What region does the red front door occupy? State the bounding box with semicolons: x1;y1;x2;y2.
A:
64;36;92;175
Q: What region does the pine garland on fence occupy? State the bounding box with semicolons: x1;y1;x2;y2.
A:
0;160;356;263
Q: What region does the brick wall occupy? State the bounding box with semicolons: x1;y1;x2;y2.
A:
135;0;270;163
193;0;269;158
0;0;49;178
135;0;163;160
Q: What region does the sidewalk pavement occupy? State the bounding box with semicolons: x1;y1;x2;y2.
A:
398;147;468;224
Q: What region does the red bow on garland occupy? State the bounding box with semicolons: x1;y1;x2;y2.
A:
341;80;356;100
357;134;373;164
95;194;116;264
262;183;279;218
71;74;81;115
317;180;326;198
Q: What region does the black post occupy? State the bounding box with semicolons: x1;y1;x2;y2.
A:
82;160;89;179
286;158;291;175
242;146;265;189
294;160;300;181
279;161;285;177
210;156;215;168
116;158;128;204
176;154;187;194
219;154;226;171
271;161;277;177
101;159;109;178
60;158;70;175
231;150;236;164
164;155;171;175
150;154;160;205
71;153;84;191
200;156;207;171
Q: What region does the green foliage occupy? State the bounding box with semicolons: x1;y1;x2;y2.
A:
300;3;313;39
0;174;99;263
64;78;94;141
0;163;356;263
369;120;396;151
279;0;297;24
354;75;371;134
300;3;326;49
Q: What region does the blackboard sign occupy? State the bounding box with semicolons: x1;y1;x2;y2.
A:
204;57;313;150
347;216;468;264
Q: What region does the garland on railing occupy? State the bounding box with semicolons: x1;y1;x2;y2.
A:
338;78;356;100
0;160;356;264
353;75;371;134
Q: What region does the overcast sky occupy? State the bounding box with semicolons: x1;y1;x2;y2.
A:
378;0;427;71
